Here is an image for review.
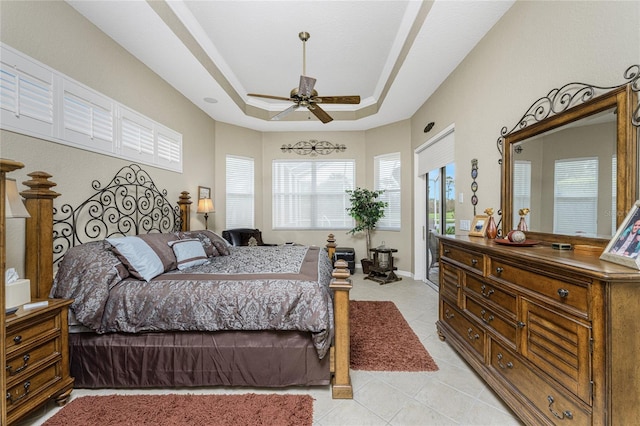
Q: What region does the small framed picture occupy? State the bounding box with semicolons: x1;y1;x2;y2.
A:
198;186;211;199
469;215;489;237
600;200;640;269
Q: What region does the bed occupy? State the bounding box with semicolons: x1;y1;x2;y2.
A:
23;164;352;398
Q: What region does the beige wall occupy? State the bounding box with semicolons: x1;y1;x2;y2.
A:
1;1;215;275
410;0;640;245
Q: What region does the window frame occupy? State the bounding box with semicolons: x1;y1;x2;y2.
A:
374;152;401;231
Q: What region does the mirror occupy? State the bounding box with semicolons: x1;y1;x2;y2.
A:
501;83;638;246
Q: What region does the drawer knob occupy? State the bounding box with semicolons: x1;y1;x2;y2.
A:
547;395;573;420
467;328;480;341
444;309;455;320
480;309;494;324
557;288;570;298
13;335;22;344
480;285;495;298
6;381;30;405
496;267;504;274
471;259;478;265
517;321;526;329
497;353;513;369
6;354;30;376
444;249;451;254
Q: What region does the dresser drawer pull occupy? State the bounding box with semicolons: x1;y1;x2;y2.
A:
517;321;526;329
467;328;480;341
6;381;30;405
6;354;30;376
480;310;494;324
444;309;455;320
495;267;504;274
444;249;450;254
13;335;22;345
471;259;478;266
496;353;513;369
547;395;573;420
557;288;570;298
480;285;494;298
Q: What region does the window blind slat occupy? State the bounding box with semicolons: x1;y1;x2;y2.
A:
226;155;255;229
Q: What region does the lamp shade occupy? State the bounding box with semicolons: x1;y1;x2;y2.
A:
197;198;215;214
5;178;30;218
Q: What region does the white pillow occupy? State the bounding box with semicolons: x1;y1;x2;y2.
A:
169;239;208;270
107;236;165;282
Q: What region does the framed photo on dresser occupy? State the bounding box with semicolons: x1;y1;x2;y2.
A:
469;215;489;237
600;200;640;269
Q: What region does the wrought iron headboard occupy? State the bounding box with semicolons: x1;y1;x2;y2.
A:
53;163;183;264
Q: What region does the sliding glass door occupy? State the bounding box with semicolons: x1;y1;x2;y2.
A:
426;163;455;284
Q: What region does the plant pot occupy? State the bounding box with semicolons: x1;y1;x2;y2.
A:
361;258;374;274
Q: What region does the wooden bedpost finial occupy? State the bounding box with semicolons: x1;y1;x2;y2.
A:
20;171;60;199
178;191;192;232
326;233;337;263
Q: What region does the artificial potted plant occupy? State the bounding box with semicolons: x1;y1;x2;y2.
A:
346;188;387;273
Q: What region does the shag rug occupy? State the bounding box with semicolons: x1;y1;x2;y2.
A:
43;393;313;426
350;300;438;371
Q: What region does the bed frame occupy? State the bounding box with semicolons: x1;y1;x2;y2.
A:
20;163;353;399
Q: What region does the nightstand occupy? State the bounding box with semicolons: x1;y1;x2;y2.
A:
5;298;74;425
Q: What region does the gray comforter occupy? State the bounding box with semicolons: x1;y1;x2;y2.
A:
51;241;335;358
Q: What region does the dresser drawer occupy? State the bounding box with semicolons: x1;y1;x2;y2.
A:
6;362;61;412
465;296;516;346
6;339;59;383
490;339;591;425
465;274;516;316
441;244;485;275
441;300;485;360
6;311;60;351
490;258;589;315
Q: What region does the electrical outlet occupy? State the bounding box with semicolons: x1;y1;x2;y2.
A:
460;219;471;231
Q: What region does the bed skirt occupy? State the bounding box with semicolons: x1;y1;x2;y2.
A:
69;330;330;388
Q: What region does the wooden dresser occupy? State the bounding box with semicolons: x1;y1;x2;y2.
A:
5;298;73;425
437;236;640;425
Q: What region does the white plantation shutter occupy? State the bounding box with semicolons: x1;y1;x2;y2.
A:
273;159;355;230
62;80;114;152
375;152;401;230
0;43;182;172
0;47;54;138
513;161;532;230
554;157;598;236
226;155;255;229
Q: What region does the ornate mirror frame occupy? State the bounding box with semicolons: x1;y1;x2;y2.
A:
498;65;640;246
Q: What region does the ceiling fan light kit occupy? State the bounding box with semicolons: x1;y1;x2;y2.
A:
248;31;360;124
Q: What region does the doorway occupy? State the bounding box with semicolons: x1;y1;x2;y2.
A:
426;163;455;284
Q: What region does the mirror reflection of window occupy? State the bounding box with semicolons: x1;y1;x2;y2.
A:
513;160;531;230
554;157;598;236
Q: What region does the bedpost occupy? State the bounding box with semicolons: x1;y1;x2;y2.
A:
326;233;337;263
21;171;60;299
330;259;353;399
178;191;192;231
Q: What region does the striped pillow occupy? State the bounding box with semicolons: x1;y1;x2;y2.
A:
168;239;208;270
107;233;179;281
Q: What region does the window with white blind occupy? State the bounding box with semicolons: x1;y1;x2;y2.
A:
226;155;254;229
375;152;401;230
273;159;355;230
513;161;532;230
554;157;598;236
0;43;182;172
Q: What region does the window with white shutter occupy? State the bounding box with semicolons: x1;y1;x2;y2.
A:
62;80;114;152
554;157;598;236
375;152;401;230
273;159;355;230
513;160;532;230
226;155;255;229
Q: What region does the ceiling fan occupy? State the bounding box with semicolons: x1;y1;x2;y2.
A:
247;32;360;123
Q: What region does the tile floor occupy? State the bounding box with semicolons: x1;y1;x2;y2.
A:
21;274;523;425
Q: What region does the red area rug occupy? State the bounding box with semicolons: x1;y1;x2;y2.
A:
350;300;438;371
43;393;313;426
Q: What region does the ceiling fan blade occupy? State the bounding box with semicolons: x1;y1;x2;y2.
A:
308;104;333;123
298;76;317;97
247;93;292;102
271;104;299;121
313;95;361;104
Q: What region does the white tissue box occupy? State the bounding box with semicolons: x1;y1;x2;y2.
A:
6;279;31;310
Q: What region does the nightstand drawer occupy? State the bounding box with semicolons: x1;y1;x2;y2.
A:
6;339;59;382
6;311;59;350
6;362;61;411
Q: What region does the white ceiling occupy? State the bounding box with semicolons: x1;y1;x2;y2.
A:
67;0;514;132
